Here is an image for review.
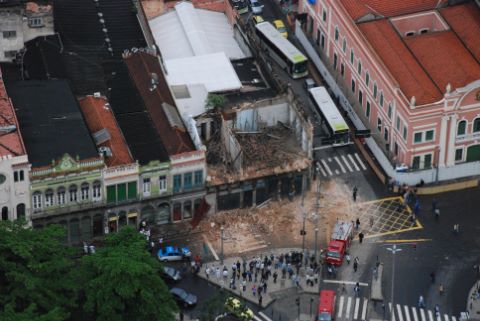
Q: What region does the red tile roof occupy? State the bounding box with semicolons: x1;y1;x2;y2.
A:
404;31;480;95
0;69;26;157
340;0;448;20
123;51;196;156
78;96;134;167
440;2;480;63
358;20;442;105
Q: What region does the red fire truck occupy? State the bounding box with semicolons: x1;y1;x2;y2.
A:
325;221;353;266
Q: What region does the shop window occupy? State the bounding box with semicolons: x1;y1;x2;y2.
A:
183;201;192;219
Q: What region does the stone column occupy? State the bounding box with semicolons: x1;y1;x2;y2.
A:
438;115;448;167
446;114;458;166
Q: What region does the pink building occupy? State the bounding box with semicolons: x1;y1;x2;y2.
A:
298;0;480;182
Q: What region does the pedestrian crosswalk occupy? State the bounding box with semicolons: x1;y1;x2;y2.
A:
316;153;367;177
388;303;458;321
333;297;458;321
336;295;369;320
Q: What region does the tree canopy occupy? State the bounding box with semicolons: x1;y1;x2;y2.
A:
0;221;177;321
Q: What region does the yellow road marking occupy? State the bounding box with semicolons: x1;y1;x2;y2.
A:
363;223;423;239
357;196;402;206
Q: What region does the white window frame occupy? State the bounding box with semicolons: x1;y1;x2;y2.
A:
81;185;89;201
33;193;42;210
143;177;151;196
455;147;464;163
425;129;435;142
159;175;167;192
45;192;54;207
93;184;101;201
377;117;382;132
58;191;65;205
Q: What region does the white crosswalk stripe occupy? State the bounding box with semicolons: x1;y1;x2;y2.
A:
348;154;361;171
335;296;369;321
321;159;333;176
412;307;419;321
404;305;411;321
390;303;396;321
334;156;346;173
353;297;360;319
428;310;434;321
420;308;427;321
452;317;457;321
444;314;449;321
341;155;354;172
316;153;367;177
345;297;352;319
397;304;405;321
354;153;367;170
338;295;345;318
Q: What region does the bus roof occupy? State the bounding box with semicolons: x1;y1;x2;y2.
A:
309;86;349;132
318;290;335;312
255;22;307;64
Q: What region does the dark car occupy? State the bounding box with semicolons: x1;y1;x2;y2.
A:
161;266;182;282
169;287;197;307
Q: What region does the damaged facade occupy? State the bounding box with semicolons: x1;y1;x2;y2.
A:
206;88;313;210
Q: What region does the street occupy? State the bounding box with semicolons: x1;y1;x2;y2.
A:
158;1;480;321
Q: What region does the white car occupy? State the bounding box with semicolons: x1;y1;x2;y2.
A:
250;0;264;14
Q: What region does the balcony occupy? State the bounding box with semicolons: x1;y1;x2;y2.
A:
31;199;106;219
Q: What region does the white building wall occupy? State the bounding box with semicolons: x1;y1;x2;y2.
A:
0;154;31;222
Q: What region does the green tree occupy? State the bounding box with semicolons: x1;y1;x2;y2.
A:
206;93;226;111
79;226;177;321
0;221;77;321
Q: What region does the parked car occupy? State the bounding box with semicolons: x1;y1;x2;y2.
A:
304;77;316;90
273;19;288;38
252;15;264;25
249;0;264;14
170;287;197;307
161;266;182;282
157;246;191;262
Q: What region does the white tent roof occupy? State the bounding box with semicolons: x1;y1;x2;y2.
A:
165;52;242;93
149;1;246;60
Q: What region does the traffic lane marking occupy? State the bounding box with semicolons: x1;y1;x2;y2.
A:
341;155;353;172
404;305;411;321
345;297;352;319
348;153;360;171
353;297;360;319
354;152;367;170
334;156;346;173
361;298;368;320
322;280;368;286
338;296;344;318
321;159;333;176
363;225;423;240
374;239;432;243
397;304;404;321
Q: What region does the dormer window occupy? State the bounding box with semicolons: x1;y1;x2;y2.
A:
405;31;415;37
420;28;429;34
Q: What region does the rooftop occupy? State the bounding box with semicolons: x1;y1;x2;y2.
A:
78;95;134;167
149;1;246;61
0;68;26;158
357;2;480;105
339;0;448;21
123;51;196;156
5;79;99;167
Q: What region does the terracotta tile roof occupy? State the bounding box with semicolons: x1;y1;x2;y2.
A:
440;2;480;63
340;0;448;20
404;31;480;95
358;20;442;105
123;51;196;156
0;69;26;157
78;96;134;167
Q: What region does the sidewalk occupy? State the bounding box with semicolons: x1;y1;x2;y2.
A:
467;281;480;320
197;248;322;308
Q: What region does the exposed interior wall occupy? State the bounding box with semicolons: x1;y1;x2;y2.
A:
221;117;243;173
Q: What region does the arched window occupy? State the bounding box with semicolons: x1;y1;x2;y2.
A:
92;181;101;201
474;118;480;132
457;120;466;136
45;189;54;207
16;203;25;221
81;182;89;201
69;185;78;202
32;192;42;211
57;186;66;205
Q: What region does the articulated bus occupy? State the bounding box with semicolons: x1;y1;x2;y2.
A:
308;86;351;146
255;22;308;79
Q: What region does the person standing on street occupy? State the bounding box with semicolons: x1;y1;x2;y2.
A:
439;283;445;295
359;232;364;244
273;271;278;283
353;186;358;202
418;295;425;308
346;254;351;265
354;282;360;296
259;294;263;306
353;261;358;272
355;218;360;230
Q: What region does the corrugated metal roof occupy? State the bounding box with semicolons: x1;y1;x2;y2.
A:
149;1;246;60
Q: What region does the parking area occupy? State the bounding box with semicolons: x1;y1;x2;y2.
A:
353;196;423;239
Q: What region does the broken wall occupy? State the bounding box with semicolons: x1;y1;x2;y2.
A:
221;117;243;173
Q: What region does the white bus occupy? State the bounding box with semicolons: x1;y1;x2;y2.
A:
308;86;351;146
255;22;308;79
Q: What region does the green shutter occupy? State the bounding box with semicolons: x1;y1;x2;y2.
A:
107;185;116;203
128;182;137;200
117;183;127;202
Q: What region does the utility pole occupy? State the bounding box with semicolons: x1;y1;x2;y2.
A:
314;227;319;262
220;226;224;265
301;189;306;260
386;244;402;321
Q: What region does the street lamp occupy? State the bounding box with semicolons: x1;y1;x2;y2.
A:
314;227;319;262
386;244;402;321
220;226;224;265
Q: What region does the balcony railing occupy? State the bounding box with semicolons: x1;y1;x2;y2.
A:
31;199;106;219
